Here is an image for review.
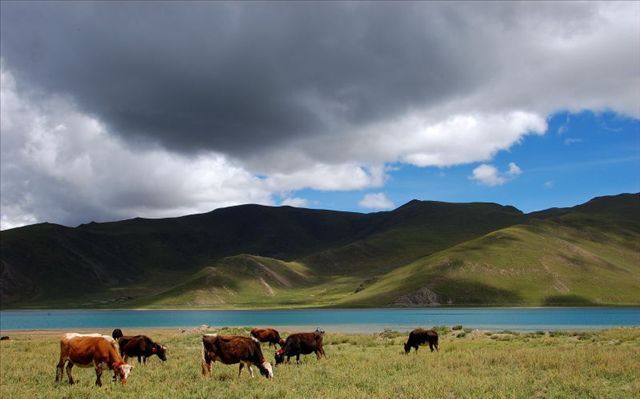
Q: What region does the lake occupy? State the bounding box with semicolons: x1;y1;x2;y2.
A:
1;308;639;332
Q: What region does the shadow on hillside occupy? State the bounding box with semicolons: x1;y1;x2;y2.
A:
543;295;596;306
430;278;523;305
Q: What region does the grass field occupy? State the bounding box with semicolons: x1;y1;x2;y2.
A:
1;327;638;398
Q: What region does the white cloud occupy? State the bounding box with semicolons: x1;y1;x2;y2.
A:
543;181;554;189
564;138;583;145
507;162;522;176
358;193;395;210
280;197;308;208
470;162;522;186
471;165;506;186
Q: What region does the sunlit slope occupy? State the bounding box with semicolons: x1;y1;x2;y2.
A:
337;215;640;307
304;200;525;276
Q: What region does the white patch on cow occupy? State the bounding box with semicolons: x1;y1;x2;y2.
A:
120;364;133;380
262;361;273;378
63;332;114;342
203;333;218;337
250;336;260;343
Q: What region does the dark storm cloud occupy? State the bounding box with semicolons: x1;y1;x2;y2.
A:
0;1;493;155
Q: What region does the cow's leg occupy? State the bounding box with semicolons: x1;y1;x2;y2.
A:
66;362;75;385
55;359;65;382
296;354;300;364
124;354;129;363
201;352;212;376
137;355;142;364
94;365;103;387
238;363;244;377
143;356;147;365
247;363;255;378
202;359;212;376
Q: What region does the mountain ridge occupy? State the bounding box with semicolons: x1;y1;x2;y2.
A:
1;193;638;308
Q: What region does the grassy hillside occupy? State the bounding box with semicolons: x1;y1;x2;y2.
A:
1;193;638;308
1;328;639;398
337;217;640;307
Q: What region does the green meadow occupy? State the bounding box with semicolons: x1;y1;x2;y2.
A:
1;327;639;398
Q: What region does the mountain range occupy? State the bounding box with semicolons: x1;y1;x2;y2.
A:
1;193;638;308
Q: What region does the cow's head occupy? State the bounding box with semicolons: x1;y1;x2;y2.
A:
112;328;124;340
259;361;274;379
114;362;133;384
274;348;285;365
278;338;285;347
152;344;167;361
403;342;411;354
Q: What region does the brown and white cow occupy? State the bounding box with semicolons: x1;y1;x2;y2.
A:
118;335;167;364
250;328;285;347
404;328;439;353
275;330;325;364
55;333;133;386
201;334;273;378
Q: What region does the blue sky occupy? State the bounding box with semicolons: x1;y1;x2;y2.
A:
292;111;639;213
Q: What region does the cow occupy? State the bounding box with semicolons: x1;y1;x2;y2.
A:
201;334;273;379
275;331;325;364
111;329;123;340
117;335;167;364
55;333;133;386
250;328;285;347
404;328;439;353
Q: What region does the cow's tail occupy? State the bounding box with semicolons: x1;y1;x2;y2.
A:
201;336;209;376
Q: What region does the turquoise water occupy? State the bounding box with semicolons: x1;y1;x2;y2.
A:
1;308;639;332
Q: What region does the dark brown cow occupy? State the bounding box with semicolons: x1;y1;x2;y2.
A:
250;328;285;347
201;334;273;378
404;328;439;353
111;329;123;340
118;335;167;364
55;333;133;386
275;331;325;364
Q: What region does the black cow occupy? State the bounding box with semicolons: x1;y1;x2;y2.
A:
275;331;325;364
112;329;124;340
118;335;167;364
404;328;439;353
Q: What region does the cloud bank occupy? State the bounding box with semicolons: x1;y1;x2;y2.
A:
1;2;638;228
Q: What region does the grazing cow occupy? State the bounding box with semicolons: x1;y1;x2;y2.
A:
404;328;439;353
275;331;325;364
201;334;273;378
118;335;167;364
112;329;123;340
250;328;285;347
55;333;133;386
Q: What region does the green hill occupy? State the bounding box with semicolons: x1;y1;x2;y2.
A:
1;193;638;308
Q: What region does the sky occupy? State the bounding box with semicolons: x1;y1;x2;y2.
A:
1;1;638;230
